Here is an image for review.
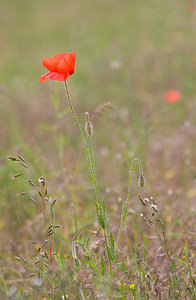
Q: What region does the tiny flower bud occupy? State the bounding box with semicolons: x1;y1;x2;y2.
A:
85;121;93;136
85;112;93;136
139;175;145;188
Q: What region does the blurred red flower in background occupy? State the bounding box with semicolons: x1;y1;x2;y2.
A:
40;52;76;82
165;89;181;103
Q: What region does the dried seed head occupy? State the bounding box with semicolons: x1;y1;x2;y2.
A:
28;180;36;187
150;196;156;205
143;198;150;205
140;213;146;222
147;216;154;227
8;156;19;161
51;199;57;206
138;194;146;206
19;162;28;168
139;175;145;188
14;172;23;178
151;204;159;213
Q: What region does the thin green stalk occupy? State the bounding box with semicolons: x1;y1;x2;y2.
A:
87;135;102;212
64;81;88;157
65;81;112;285
87;134;112;282
158;221;173;262
49;198;58;256
115;159;143;253
40;183;50;257
154;227;172;262
65;84;109;244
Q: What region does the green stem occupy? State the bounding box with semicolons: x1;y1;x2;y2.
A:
157;221;172;262
87;134;112;276
64;81;90;162
40;184;49;256
87;135;102;211
64;81;111;280
115;159;143;253
49;198;58;256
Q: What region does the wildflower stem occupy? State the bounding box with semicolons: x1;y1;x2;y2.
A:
64;81;89;160
87;134;112;274
87;135;101;210
49;198;58;257
156;221;172;262
40;183;49;255
65;81;111;280
115;159;143;253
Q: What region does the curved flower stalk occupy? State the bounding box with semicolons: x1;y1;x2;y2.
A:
72;240;100;278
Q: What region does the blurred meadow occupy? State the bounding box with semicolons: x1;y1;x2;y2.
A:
0;0;196;299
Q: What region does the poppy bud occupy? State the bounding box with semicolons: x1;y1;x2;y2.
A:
85;121;93;136
85;112;93;136
139;175;145;188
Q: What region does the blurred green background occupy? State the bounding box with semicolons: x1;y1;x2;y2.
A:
0;0;196;287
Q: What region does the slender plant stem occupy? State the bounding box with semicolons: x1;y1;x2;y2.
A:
40;183;50;256
87;134;112;285
156;221;172;262
115;159;143;253
65;81;102;214
64;81;112;283
49;198;58;256
64;81;93;171
87;135;102;210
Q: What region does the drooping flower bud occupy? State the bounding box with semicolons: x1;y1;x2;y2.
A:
139;175;145;188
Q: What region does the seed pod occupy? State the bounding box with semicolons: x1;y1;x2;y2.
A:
139;175;145;188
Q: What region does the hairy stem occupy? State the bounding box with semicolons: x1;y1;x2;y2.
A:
64;81;111;274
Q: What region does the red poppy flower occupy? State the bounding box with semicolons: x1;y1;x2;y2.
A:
165;89;181;103
40;52;76;83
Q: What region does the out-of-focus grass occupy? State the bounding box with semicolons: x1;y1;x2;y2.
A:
0;0;196;298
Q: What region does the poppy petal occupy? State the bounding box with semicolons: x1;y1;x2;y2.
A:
53;53;68;62
57;52;76;74
40;72;69;82
42;57;59;72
